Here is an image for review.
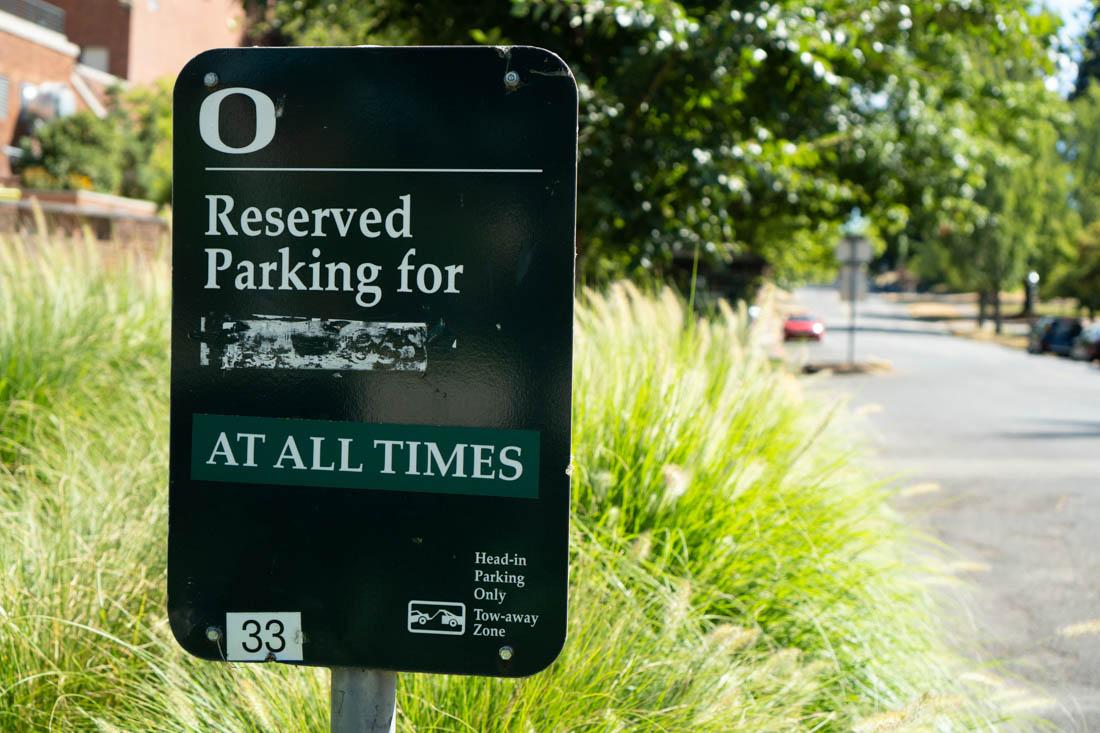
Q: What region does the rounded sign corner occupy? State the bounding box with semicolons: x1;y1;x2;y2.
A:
166;607;220;663
174;48;233;99
508;623;568;678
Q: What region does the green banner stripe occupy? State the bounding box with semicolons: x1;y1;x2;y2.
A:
191;414;539;499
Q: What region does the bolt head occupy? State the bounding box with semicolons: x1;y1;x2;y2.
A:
205;626;222;642
498;645;514;661
503;71;520;88
203;72;219;88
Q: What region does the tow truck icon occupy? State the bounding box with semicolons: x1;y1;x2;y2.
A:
407;600;466;635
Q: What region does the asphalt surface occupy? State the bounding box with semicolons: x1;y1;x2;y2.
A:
792;286;1100;731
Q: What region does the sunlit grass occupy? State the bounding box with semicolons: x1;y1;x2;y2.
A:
0;236;1020;730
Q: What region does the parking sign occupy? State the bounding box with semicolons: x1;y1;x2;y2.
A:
169;47;577;677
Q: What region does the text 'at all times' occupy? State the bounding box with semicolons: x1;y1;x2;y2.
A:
206;433;528;482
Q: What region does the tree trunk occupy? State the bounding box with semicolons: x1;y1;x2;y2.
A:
978;291;988;328
1021;274;1035;318
993;290;1003;335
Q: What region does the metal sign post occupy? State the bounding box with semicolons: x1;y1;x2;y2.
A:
847;264;857;365
169;46;578;729
330;669;397;733
837;232;871;366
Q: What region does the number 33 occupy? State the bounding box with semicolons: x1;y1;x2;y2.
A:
241;618;286;653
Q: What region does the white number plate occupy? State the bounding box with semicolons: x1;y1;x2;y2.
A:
225;611;304;662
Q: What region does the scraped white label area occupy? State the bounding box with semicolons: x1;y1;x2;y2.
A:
199;316;427;371
226;611;304;661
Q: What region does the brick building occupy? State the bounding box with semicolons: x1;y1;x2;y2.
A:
51;0;244;85
0;0;244;178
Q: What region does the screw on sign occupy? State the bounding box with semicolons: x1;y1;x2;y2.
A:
168;47;578;731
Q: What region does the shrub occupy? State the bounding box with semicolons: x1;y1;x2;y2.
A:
16;111;124;193
15;80;173;206
0;236;1021;730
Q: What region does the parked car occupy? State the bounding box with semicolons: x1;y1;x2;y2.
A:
1071;324;1100;362
783;313;825;341
1028;316;1082;356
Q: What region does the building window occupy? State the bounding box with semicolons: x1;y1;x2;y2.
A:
0;76;9;121
81;47;110;73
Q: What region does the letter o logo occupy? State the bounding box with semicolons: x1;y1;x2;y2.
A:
198;87;276;154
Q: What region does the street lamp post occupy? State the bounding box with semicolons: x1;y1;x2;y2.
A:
1025;270;1040;318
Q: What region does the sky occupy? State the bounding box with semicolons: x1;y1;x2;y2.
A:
1050;0;1091;91
1050;0;1089;33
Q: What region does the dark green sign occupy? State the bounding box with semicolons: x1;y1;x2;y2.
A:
191;413;540;498
168;46;577;677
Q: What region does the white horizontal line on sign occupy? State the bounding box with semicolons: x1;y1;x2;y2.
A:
205;166;544;173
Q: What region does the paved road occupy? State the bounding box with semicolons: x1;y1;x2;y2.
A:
792;286;1100;731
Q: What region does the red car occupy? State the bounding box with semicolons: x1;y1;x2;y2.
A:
783;313;825;341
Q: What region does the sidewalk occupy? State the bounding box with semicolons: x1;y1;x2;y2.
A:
879;291;1076;350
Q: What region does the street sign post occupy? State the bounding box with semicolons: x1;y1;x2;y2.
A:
836;235;873;268
169;46;578;726
837;265;868;303
836;229;872;365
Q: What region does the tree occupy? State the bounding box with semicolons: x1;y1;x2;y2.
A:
117;79;174;206
928;124;1078;333
248;0;893;283
237;2;866;281
15;81;173;206
1061;222;1100;318
967;152;1051;332
1075;4;1100;99
17;111;125;193
246;1;1068;288
884;8;1075;330
1057;78;1100;314
1069;84;1100;225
